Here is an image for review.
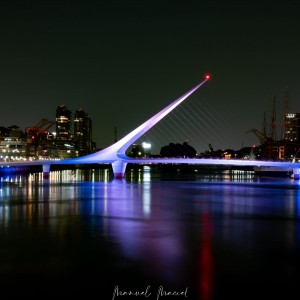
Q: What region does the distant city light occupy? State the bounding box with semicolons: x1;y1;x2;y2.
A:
286;113;296;118
142;142;151;149
64;144;73;148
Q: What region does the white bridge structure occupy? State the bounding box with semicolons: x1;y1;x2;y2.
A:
1;75;300;179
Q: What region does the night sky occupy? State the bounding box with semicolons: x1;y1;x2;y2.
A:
1;0;300;154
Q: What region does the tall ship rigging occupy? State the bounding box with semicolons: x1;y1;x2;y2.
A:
248;91;300;176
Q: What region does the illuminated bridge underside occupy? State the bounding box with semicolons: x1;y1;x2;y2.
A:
118;156;300;177
1;157;300;178
1;76;300;179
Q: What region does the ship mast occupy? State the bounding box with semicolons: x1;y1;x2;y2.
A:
270;96;277;141
262;111;267;139
282;89;289;140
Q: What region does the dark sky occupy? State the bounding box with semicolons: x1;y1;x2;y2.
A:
1;0;300;153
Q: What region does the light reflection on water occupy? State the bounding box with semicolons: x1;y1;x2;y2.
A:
0;167;300;300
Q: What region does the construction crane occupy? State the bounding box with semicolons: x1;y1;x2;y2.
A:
33;118;54;129
25;118;55;157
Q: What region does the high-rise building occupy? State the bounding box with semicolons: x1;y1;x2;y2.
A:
284;113;300;142
55;105;78;158
0;126;26;161
56;105;72;141
74;108;93;156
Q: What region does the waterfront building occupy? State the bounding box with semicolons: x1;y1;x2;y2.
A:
74;108;93;156
0;136;27;162
56;105;72;141
55;105;78;159
284;113;300;142
0;127;9;137
0;126;27;161
7;125;23;138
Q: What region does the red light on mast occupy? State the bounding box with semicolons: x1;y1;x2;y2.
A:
205;74;211;80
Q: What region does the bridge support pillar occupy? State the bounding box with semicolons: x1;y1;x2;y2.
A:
292;168;300;179
42;164;51;179
112;160;127;179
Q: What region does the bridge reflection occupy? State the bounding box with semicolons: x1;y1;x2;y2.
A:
1;170;300;299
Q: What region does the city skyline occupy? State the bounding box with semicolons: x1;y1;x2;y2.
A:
1;1;300;153
0;104;92;134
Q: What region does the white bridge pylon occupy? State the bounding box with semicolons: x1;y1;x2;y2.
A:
69;75;211;178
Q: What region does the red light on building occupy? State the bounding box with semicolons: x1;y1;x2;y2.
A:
205;74;211;80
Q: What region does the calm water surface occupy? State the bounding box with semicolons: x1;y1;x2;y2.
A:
0;167;299;300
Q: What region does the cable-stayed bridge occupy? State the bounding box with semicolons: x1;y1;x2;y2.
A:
1;75;300;179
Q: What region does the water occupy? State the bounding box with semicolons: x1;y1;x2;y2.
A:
0;167;299;300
